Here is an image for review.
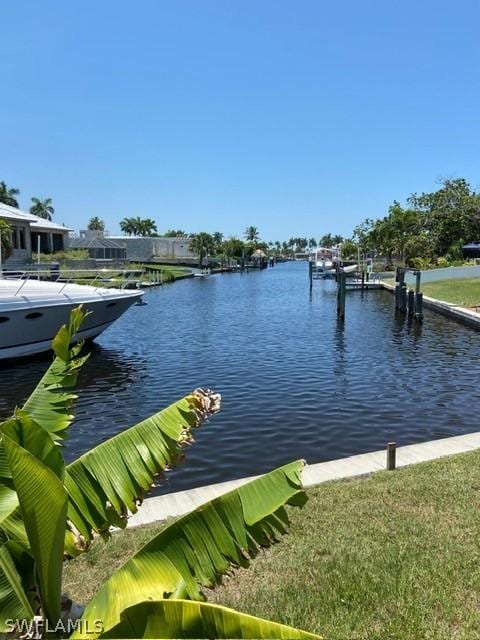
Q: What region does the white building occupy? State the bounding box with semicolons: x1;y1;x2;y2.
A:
0;202;71;264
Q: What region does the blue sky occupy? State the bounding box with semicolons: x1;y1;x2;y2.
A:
1;0;479;241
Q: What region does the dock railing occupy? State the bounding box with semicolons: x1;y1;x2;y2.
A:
0;267;145;295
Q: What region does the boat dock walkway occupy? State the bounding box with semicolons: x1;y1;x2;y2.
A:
128;430;480;528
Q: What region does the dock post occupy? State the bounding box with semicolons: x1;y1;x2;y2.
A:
395;284;400;310
309;260;313;290
415;292;423;321
415;271;421;294
386;442;396;470
337;271;346;320
400;283;407;313
407;289;415;317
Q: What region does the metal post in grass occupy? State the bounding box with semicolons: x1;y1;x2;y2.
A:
407;289;415;317
386;442;396;471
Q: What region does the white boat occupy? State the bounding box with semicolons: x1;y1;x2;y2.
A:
0;278;143;361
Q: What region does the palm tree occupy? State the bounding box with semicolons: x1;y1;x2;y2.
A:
137;217;157;236
120;217;136;235
0;181;20;207
244;226;260;243
0;311;318;639
164;229;187;237
212;231;223;248
30;197;54;220
308;237;317;249
87;216;105;232
189;232;215;267
0;218;12;261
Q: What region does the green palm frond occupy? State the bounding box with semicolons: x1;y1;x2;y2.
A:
64;389;221;551
21;306;89;441
98;599;322;639
77;461;306;636
3;436;67;626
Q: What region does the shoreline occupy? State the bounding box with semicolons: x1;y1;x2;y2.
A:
128;430;480;527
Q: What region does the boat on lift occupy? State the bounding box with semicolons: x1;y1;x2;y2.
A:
0;277;143;361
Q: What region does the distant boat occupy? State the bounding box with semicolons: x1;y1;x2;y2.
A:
0;278;143;361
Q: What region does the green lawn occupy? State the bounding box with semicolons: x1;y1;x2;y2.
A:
63;451;480;639
419;278;480;308
137;263;193;280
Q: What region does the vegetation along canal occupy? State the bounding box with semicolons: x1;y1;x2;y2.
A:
1;261;479;495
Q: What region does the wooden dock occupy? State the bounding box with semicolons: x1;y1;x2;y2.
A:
345;278;382;290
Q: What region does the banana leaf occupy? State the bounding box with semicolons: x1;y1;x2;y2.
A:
64;389;221;551
99;599;322;639
0;535;34;628
3;436;68;626
76;461;306;637
21;306;90;441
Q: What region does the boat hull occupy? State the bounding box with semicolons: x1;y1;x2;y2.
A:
0;286;143;361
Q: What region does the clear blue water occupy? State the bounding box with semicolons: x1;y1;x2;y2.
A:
1;262;479;495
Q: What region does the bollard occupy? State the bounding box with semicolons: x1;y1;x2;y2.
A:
407;289;415;317
386;442;396;470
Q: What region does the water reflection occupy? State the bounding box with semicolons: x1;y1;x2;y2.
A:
0;262;479;494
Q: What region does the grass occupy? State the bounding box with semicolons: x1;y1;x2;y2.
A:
419;278;480;308
63;451;480;639
136;263;193;280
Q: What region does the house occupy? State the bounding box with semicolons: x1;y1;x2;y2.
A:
0;202;71;264
67;230;127;261
108;236;196;264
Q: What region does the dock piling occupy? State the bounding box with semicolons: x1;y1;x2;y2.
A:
415;291;423;321
337;271;346;320
407;289;415;317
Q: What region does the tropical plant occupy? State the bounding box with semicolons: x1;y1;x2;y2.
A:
87;217;105;232
120;217;157;236
340;237;358;260
137;217;157;236
163;229;187;237
30;197;55;221
0;310;320;639
0;218;13;261
0;181;20;208
212;231;224;250
222;236;245;260
244;226;260;243
189;232;215;267
120;217;137;235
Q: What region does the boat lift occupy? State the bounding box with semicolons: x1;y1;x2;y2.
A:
394;267;423;321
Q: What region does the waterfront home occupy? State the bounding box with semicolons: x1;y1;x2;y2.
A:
0;202;71;264
109;235;197;264
67;230;128;261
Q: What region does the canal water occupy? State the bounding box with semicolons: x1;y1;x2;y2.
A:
1;261;479;494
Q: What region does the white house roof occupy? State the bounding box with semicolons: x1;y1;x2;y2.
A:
0;202;72;233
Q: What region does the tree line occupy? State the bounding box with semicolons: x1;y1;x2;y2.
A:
328;178;480;268
3;177;480;268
